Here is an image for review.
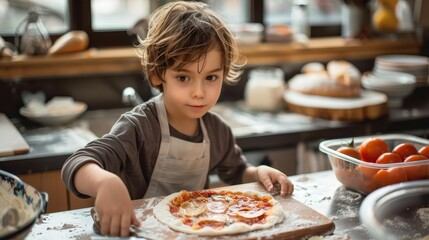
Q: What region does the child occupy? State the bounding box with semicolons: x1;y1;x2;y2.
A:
61;1;294;237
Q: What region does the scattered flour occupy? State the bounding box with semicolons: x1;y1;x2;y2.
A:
417;208;429;226
308;234;350;240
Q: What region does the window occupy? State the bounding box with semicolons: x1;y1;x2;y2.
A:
203;0;249;24
0;0;343;49
0;0;69;35
265;0;341;26
265;0;342;37
91;0;150;31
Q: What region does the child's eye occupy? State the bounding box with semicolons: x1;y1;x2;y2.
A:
206;75;218;81
176;75;189;82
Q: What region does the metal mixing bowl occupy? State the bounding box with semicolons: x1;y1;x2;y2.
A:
360;180;429;240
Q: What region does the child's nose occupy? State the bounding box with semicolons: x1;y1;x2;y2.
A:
192;81;205;98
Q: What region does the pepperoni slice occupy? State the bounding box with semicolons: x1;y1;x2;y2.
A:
179;201;207;217
211;195;234;203
207;201;228;213
236;208;266;219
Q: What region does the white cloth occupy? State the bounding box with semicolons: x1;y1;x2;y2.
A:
144;94;210;198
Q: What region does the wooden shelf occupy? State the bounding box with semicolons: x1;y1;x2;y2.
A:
0;37;421;79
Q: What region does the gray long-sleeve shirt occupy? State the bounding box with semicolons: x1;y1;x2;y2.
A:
61;97;248;199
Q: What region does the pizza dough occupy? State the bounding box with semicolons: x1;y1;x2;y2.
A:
153;189;285;236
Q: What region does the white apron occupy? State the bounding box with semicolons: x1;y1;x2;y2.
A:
144;94;210;198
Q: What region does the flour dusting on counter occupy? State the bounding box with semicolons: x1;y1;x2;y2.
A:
308;234;350;240
417;208;429;225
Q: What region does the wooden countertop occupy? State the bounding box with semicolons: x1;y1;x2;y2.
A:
27;171;373;240
0;37;421;79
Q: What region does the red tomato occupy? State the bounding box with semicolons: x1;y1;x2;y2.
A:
375;152;402;164
418;145;429;158
359;138;389;163
337;146;361;160
372;167;408;187
356;165;379;179
404;154;428;180
392;143;418;161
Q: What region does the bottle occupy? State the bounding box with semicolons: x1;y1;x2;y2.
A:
15;8;51;55
291;0;310;38
341;2;363;38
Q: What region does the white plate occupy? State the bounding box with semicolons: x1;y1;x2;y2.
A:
283;89;387;109
20;102;87;126
375;55;429;68
362;71;416;87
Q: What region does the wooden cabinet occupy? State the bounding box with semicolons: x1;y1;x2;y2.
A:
18;170;95;213
18;170;68;213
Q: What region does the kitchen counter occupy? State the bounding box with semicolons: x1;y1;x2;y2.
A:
27;170;372;239
1;87;428;175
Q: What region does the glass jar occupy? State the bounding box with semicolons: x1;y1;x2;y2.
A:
244;67;285;111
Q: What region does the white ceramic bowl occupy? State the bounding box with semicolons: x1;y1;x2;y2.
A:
360;180;429;240
361;71;416;107
0;170;47;239
20;102;87;126
229;23;264;45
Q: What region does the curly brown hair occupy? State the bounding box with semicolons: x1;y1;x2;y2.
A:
137;1;246;90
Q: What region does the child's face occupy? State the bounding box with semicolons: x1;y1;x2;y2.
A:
153;47;224;123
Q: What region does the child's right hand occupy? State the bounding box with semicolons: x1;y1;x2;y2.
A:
94;174;140;237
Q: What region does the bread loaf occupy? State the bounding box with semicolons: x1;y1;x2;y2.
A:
327;60;361;86
48;31;89;55
289;60;361;98
301;62;325;74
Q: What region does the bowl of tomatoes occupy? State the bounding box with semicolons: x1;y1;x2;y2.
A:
319;134;429;195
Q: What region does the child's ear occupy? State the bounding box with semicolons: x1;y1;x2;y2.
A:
149;74;163;88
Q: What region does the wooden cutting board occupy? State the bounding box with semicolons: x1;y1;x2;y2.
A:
0;113;30;157
131;183;335;240
284;89;388;121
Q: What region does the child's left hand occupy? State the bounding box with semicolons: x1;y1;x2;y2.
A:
255;165;294;197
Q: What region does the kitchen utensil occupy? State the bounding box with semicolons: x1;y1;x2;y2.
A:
90;207;153;239
0;113;30;157
319;134;429;195
0;169;47;240
360;180;429;240
1;207;19;228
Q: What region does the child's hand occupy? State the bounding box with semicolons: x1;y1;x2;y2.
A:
94;175;140;237
256;165;294;197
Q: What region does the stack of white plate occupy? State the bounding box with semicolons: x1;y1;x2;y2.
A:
361;71;416;108
374;54;429;87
